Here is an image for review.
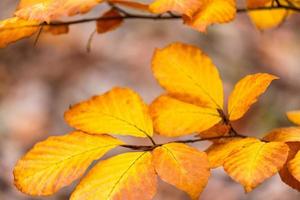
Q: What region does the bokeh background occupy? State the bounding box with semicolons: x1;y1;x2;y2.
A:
1;0;300;199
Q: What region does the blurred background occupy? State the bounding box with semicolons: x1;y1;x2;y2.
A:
1;0;300;199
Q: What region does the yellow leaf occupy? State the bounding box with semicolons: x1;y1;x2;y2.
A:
184;0;236;32
228;73;278;121
70;152;157;200
15;0;103;23
149;0;202;17
150;95;221;137
279;142;300;191
206;137;258;168
13;131;123;196
288;150;300;182
109;0;150;12
0;17;39;48
65;87;153;138
247;0;288;30
152;143;210;200
152;42;224;109
287;110;300;125
97;8;123;34
224;141;289;192
197;123;230;138
263;127;300;142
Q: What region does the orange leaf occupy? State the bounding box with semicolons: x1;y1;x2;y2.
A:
206;137;259;168
149;0;201;17
197;123;230;138
184;0;236;32
288;149;300;182
224;141;289;192
97;8;123;34
150;95;221;137
109;0;150;12
263;127;300;142
44;24;69;35
152;42;224;109
64;87;153;138
228;73;278;121
0;17;39;48
153;143;210;200
70;152;157;200
13;131;123;196
15;0;104;23
279;142;300;191
287;110;300;125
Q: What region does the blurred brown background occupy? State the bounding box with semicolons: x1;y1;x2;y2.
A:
1;0;300;199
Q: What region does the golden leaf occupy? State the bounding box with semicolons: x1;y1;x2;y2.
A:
228;73;278;121
287;110;300;125
13;131;123;196
97;8;123;34
263;127;300;142
197;123;230;138
149;0;201;17
279;142;300;191
70;152;157;200
15;0;103;23
150;95;221;137
184;0;236;32
0;17;39;48
152;143;210;200
206;137;259;168
288;149;300;182
65;87;153;138
152;42;224;109
247;0;288;30
224;141;289;192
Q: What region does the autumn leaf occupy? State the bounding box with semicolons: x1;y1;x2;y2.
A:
197;123;230;138
206;137;259;168
279;142;300;191
263;127;300;142
109;0;150;12
149;0;202;17
228;73;278;121
44;24;69;35
13;131;123;196
287;110;300;125
65;87;153;138
247;0;288;30
152;42;224;109
184;0;236;32
150;95;221;137
224;141;289;192
288;150;300;182
153;143;210;200
70;152;157;200
15;0;103;23
97;8;123;34
0;17;39;48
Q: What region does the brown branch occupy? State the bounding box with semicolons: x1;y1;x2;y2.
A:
1;5;300;31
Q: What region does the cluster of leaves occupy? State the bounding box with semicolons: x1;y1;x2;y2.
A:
13;42;300;199
1;0;300;48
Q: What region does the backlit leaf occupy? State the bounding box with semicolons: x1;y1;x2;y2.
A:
184;0;236;32
228;73;278;121
15;0;103;23
153;143;210;200
150;95;221;137
288;150;300;182
65;87;153;138
263;127;300;142
149;0;201;17
97;8;123;34
247;0;288;30
13;131;123;196
279;142;300;191
70;152;157;200
287;110;300;125
0;17;39;48
206;137;258;168
224;141;289;192
197;123;230;138
152;42;224;109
